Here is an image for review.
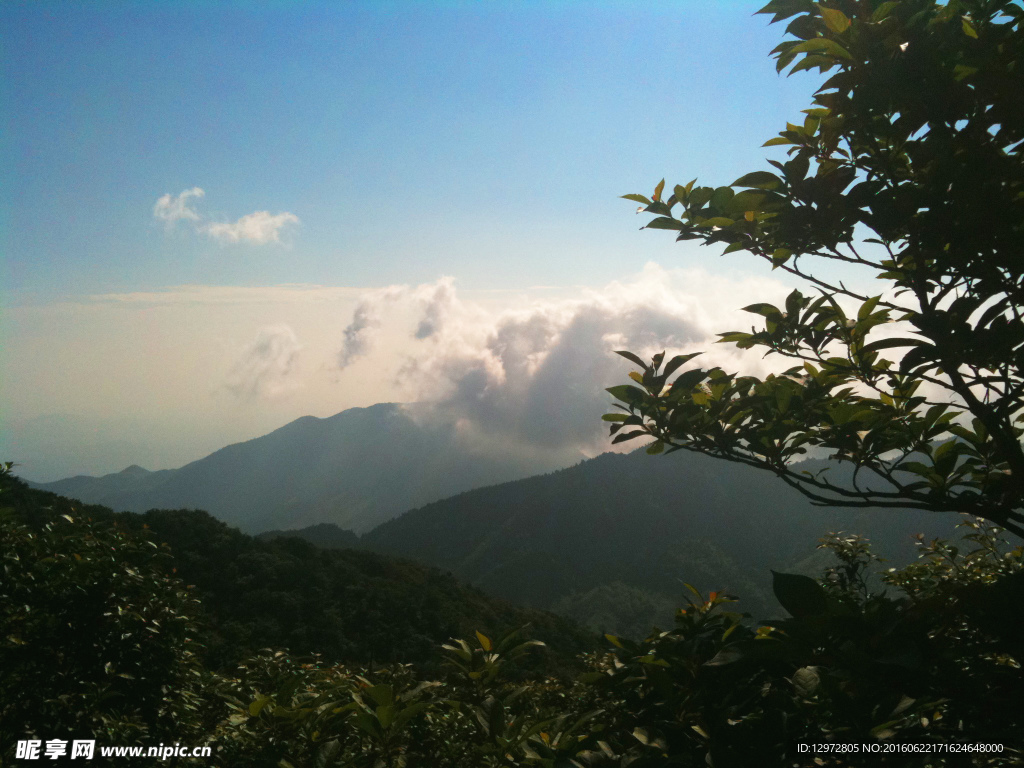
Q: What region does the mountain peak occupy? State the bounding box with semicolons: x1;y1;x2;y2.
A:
31;401;571;533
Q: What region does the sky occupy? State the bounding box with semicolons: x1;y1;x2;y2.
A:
1;0;857;481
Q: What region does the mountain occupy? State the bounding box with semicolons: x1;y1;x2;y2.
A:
0;471;596;673
27;403;573;533
360;448;962;636
258;522;361;549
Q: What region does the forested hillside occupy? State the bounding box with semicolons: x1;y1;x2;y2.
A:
361;448;956;635
0;471;595;672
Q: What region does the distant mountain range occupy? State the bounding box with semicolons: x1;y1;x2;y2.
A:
269;449;962;636
27;402;968;636
27;403;572;533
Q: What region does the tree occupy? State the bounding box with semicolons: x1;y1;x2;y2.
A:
607;0;1024;537
0;464;208;757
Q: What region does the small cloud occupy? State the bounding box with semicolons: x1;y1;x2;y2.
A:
413;277;455;339
153;187;205;227
225;324;302;400
336;285;407;368
153;188;299;245
338;301;381;369
203;211;300;245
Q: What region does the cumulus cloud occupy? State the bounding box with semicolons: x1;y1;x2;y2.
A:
152;188;298;245
153;187;205;226
414;277;456;339
334;264;790;456
203;211;300;245
225;324;302;400
338;301;382;368
336;285;410;368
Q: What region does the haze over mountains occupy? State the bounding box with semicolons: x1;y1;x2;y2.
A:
28;403;575;533
29;402;963;636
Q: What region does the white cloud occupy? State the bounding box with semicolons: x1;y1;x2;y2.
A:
203;211;300;245
6;265;795;480
225;324;303;400
152;189;299;245
336;281;454;368
414;277;456;339
334;264;790;456
153;187;205;226
338;301;382;368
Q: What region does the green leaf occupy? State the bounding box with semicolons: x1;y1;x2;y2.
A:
742;302;782;317
791;54;836;74
352;709;382;738
688;186;714;208
622;194;652;205
672;368;708;392
857;295;881;321
662;352;701;378
772;571;827;618
872;1;900;21
249;696;270;717
776;385;792;413
710;186;735;209
366;684;394;708
961;17;978;38
717;332;754;344
732;171;783;190
820;7;851;34
643;201;673;216
645;216;685;230
788;38;853;60
606;384;647;405
475;630;492;651
615;349;647;368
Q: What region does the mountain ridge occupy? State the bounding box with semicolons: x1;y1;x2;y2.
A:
26;403;577;533
358;448;960;634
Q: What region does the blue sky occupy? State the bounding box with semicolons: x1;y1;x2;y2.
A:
2;1;833;480
3;0;820;297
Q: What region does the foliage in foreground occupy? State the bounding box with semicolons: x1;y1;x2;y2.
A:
4;461;1022;767
0;468;594;675
209;520;1023;768
0;466;212;753
609;0;1024;537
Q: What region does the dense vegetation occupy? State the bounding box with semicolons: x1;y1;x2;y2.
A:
4;463;1022;766
363;449;957;635
0;471;594;675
